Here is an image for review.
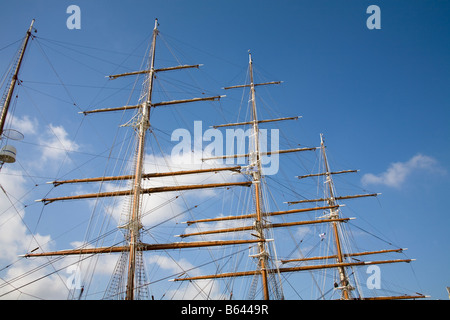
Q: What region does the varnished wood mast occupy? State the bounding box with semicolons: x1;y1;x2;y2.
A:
0;20;35;136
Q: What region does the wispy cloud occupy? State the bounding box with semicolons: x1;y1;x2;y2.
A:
361;154;444;188
39;124;80;162
9;115;38;135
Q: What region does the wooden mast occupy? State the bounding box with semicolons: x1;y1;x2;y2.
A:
0;19;35;136
219;52;290;299
319;133;351;299
124;18;159;301
247;52;270;300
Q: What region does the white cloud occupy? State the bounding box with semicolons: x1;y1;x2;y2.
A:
8;115;38;136
39;124;80;162
361;154;444;188
0;167;62;299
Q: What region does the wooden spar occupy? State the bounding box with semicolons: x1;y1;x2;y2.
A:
223;81;282;90
184;205;340;225
80;95;225;115
172;259;414;282
48;166;242;186
185;213;257;225
212;116;300;128
36;181;252;204
202;147;317;161
296;170;358;179
358;294;428;300
0;19;35;136
177;217;353;238
80;104;141;114
153;95;225;107
280;248;406;264
108;64;202;79
268;205;340;217
22;239;264;258
269;218;353;229
287;193;380;205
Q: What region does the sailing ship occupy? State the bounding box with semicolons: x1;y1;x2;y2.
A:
0;19;428;300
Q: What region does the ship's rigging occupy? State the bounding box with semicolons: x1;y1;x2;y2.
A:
0;19;428;300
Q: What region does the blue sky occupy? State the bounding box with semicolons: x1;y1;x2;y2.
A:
0;1;449;300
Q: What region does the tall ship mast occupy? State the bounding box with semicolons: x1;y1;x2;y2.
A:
0;20;428;300
0;20;34;168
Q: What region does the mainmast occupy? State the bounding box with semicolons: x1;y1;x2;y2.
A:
247;52;271;300
125;18;158;301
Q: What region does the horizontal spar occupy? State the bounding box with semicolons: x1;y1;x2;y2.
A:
281;248;407;264
212;116;301;128
107;64;203;79
80;95;225;115
177;217;353;238
296;170;358;179
202;147;318;161
287;193;381;205
223;81;283;90
48;166;242;186
358;294;429;300
22;239;264;257
184;205;340;225
36;181;252;204
172;258;414;282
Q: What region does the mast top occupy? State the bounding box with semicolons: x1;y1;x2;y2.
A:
154;18;159;30
28;19;35;32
